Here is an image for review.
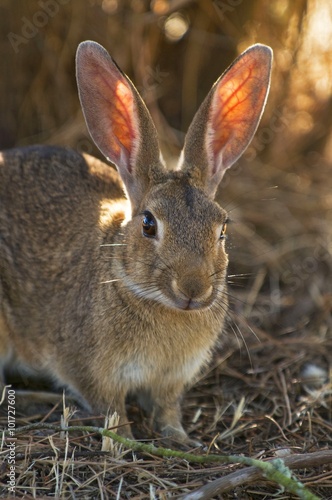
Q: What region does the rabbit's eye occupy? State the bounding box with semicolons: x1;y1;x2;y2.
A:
142;211;157;238
220;221;228;240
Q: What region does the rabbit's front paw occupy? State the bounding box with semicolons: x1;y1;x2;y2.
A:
160;425;203;450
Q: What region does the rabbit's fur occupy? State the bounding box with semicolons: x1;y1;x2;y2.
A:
0;42;272;445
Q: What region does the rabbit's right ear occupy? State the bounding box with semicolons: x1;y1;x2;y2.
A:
76;41;163;211
179;44;272;198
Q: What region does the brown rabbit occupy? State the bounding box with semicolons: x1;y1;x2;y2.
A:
0;42;272;445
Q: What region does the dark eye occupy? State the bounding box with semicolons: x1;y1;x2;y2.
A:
142;211;157;238
220;220;228;240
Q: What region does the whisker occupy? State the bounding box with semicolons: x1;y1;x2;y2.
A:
100;278;122;284
222;185;278;213
228;273;253;278
241;319;260;343
222;290;250;307
211;299;259;367
227;281;246;287
103;256;124;260
226;302;261;344
100;243;127;247
231;321;252;367
214;285;261;345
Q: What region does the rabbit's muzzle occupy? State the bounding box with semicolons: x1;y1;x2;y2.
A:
171;273;214;310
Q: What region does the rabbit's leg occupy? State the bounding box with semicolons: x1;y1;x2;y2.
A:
107;399;133;439
151;385;201;447
71;381;133;438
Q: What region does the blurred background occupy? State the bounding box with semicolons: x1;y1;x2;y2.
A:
1;0;332;334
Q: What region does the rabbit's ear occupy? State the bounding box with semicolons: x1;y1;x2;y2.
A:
76;41;163;210
179;44;272;198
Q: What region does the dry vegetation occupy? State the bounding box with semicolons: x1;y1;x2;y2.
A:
0;0;331;498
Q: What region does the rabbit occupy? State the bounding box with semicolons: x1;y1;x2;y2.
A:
0;41;272;446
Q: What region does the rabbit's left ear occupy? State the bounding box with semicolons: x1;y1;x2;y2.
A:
179;44;272;198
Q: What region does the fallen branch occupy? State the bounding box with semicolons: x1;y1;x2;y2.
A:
181;449;332;499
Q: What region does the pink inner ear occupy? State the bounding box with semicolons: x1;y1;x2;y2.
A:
209;51;270;172
108;80;137;172
98;71;138;172
83;53;139;173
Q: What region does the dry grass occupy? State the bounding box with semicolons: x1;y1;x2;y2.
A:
1;0;332;498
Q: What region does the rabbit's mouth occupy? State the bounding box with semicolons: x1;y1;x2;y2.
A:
173;296;213;311
170;280;216;311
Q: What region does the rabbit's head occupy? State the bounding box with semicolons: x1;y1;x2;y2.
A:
76;43;272;311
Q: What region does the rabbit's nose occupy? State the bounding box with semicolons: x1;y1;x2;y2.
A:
172;274;213;303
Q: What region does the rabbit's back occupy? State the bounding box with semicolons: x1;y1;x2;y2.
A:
0;145;125;366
